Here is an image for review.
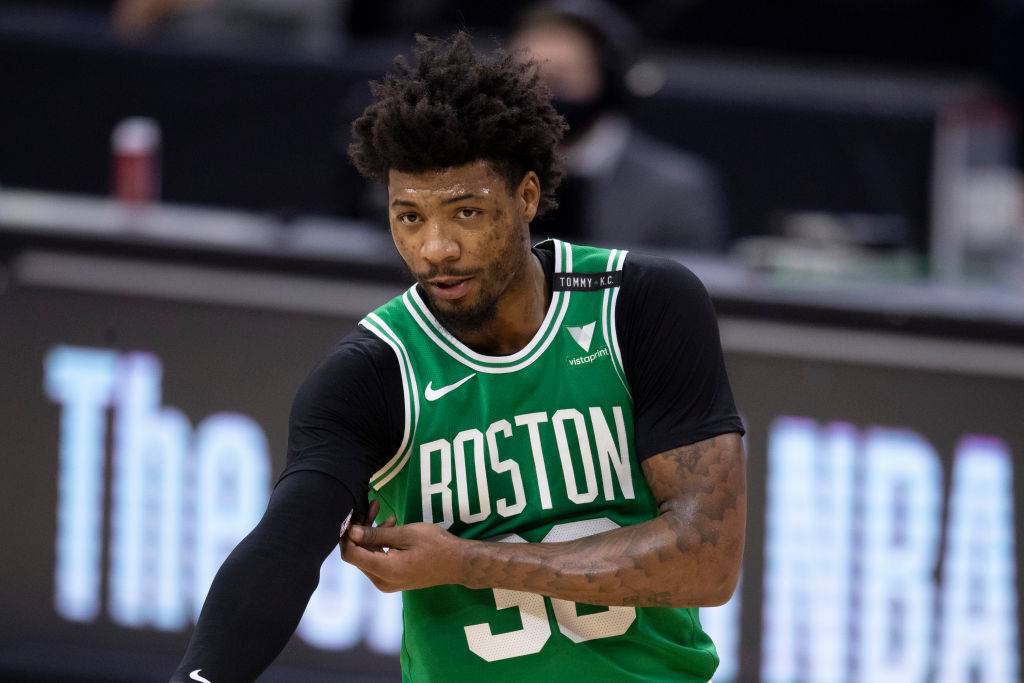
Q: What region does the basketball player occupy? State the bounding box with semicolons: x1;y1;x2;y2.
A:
171;33;745;683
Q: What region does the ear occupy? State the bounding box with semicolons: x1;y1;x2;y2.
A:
517;171;541;224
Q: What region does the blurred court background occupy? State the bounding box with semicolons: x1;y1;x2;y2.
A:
1;0;1022;681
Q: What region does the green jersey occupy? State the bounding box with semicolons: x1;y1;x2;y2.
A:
360;240;718;682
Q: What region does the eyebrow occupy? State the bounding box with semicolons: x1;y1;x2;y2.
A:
441;193;479;205
390;193;482;209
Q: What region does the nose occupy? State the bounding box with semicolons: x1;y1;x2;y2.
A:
421;222;461;268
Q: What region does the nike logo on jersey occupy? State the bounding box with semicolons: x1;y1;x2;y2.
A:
189;670;212;683
566;322;596;352
424;373;477;401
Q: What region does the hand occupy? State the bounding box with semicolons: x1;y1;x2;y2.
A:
341;521;467;592
338;499;395;557
347;499;397;534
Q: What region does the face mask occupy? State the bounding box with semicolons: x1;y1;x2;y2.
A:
552;97;603;141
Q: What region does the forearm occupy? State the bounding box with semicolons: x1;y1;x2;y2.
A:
460;435;745;608
459;505;742;607
171;538;318;682
171;471;354;683
344;435;746;608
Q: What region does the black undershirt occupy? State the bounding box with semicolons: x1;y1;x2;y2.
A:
171;245;743;682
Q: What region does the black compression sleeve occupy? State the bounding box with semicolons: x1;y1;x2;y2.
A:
278;327;403;511
616;253;745;460
169;471;353;683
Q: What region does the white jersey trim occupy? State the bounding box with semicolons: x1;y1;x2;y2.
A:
361;313;420;489
601;249;631;396
401;240;573;374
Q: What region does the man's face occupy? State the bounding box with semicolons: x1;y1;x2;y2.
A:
510;22;603;102
387;160;539;335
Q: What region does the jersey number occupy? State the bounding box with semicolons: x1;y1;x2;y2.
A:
462;518;637;662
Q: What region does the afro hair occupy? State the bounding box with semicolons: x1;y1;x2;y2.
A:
348;32;567;216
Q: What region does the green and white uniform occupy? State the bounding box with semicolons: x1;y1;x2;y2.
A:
360;240;719;682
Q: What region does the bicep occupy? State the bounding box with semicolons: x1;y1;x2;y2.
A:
280;330;403;513
641;433;746;563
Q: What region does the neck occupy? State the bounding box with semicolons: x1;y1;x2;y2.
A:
456;251;549;356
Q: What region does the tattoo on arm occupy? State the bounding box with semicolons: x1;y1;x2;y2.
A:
460;433;746;608
644;434;746;556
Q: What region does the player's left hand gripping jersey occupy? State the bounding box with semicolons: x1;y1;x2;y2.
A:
360;240;719;683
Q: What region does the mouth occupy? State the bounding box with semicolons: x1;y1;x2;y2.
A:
426;276;474;301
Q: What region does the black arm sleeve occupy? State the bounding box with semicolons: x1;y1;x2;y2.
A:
278;327;404;513
170;471;353;683
616;253;745;461
171;328;403;682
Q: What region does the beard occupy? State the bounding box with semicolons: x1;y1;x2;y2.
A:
416;229;527;337
430;285;501;336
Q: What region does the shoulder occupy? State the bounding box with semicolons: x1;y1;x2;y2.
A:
621;251;711;308
294;326;399;409
614;251;718;345
315;326;395;377
612;251;742;459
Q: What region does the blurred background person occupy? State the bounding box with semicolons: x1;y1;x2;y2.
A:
508;0;729;251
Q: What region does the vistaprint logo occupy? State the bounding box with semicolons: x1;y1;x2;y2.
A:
568;347;610;366
564;322;610;366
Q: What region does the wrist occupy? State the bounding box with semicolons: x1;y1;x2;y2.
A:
454;537;485;589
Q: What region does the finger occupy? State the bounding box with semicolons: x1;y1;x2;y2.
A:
349;524;406;549
340;541;387;578
340;535;366;561
343;528;388;555
341;532;387;559
353;499;379;527
380;516;397;528
345;527;388;552
341;538;389;574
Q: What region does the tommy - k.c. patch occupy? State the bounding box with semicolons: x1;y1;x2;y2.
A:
552;271;622;291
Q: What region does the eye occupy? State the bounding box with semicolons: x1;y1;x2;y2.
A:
397;213;421;225
456;207;480;219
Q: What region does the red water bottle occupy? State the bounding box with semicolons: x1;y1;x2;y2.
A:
112;117;161;204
